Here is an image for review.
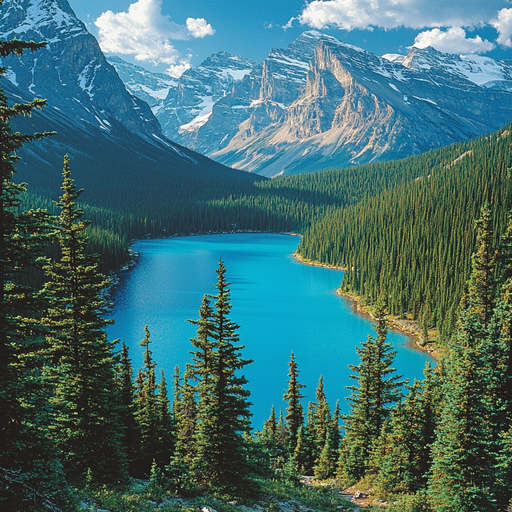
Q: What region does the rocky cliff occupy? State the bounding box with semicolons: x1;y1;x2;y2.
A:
115;31;512;176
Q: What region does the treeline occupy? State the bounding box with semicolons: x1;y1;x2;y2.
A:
263;205;512;511
22;121;512;342
296;132;512;340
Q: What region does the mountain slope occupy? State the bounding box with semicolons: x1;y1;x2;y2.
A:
0;0;258;201
117;30;512;177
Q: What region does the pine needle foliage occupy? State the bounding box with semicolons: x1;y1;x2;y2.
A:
190;260;255;496
0;30;69;509
283;351;306;453
42;157;127;485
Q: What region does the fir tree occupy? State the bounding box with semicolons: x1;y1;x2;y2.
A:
173;365;197;466
134;325;161;476
330;399;342;449
283;351;306;453
191;260;255;495
341;304;404;482
42;157;127;485
0;28;69;509
428;207;510;511
373;380;432;496
314;428;338;480
310;375;331;466
116;342;141;474
156;370;174;467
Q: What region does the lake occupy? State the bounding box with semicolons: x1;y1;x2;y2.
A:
108;233;434;429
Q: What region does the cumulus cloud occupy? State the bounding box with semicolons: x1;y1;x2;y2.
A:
294;0;507;31
95;0;214;75
413;27;495;53
186;18;215;38
491;8;512;47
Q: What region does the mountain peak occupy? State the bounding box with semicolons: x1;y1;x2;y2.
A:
1;0;87;41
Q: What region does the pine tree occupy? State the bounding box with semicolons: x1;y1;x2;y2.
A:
283;351;306;453
259;405;283;468
0;30;70;509
116;342;141;474
314;428;338;480
134;325;161;476
373;380;431;496
191;260;255;495
309;375;331;466
341;304;404;482
330;399;342;449
156;370;174;467
173;365;197;466
428;207;509;511
42;157;127;485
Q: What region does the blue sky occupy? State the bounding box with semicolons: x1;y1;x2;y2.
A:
68;0;512;76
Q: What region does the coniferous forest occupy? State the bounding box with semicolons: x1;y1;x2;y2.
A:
3;20;512;512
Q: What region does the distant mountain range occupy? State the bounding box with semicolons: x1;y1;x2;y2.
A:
109;31;512;177
1;0;512;182
0;0;247;201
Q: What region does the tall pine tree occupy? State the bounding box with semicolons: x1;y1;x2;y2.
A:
42;157;127;485
0;29;69;510
191;260;255;495
283;351;306;453
340;304;404;483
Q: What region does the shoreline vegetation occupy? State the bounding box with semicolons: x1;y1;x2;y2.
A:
292;252;441;361
115;230;441;362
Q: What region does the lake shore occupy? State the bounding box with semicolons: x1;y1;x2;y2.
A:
293;253;441;361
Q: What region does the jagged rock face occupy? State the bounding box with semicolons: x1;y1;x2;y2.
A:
131;52;254;141
0;0;161;138
116;30;512;176
107;56;177;108
0;0;244;195
211;35;512;176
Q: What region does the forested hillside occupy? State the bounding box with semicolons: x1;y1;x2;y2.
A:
26;122;510;342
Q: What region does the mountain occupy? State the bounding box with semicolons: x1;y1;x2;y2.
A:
108;51;256;151
0;0;254;202
115;31;512;177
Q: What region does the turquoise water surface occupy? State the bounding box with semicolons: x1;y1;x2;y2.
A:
108;233;434;429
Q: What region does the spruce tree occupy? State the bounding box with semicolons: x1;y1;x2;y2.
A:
173;365;197;466
428;207;509;511
0;29;69;509
156;370;175;467
134;325;161;476
42;156;127;485
310;375;331;466
330;399;342;449
191;260;255;495
373;379;432;496
340;304;404;483
314;428;338;480
116;342;141;475
283;351;306;453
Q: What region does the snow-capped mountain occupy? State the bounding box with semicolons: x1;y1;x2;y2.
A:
107;55;178;109
0;0;240;197
108;51;255;148
210;35;512;176
115;31;512;177
0;0;163;139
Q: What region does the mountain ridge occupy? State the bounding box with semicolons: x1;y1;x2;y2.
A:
110;30;512;177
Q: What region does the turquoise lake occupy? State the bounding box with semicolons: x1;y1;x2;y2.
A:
108;233;434;429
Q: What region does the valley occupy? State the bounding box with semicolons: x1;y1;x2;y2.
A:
1;0;512;510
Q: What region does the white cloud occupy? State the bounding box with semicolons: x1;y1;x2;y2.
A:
95;0;214;75
413;27;495;53
491;8;512;47
295;0;508;31
186;18;215;38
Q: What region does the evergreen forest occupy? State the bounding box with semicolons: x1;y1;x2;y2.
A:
2;21;512;512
